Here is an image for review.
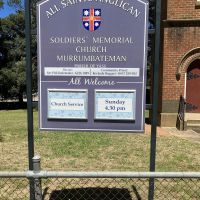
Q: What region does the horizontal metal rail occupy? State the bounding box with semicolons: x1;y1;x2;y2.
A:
1;171;200;179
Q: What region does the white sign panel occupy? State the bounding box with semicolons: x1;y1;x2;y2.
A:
48;89;88;119
95;90;136;120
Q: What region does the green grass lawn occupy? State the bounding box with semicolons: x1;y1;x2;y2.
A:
0;109;200;171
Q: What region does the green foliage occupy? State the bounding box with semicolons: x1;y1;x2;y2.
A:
0;59;26;101
0;10;37;101
0;0;24;11
0;12;25;101
7;0;24;10
0;0;4;9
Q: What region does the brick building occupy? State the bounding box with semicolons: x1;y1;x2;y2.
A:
158;0;200;128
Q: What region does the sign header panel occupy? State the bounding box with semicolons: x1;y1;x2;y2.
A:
37;0;149;132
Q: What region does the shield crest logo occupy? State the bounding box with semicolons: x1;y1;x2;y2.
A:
82;8;101;32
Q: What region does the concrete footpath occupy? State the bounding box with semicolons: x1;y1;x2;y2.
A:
145;124;200;143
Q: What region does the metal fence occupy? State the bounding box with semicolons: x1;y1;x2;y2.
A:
1;171;200;200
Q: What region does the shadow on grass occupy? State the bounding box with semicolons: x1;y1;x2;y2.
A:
44;186;142;200
0;134;3;142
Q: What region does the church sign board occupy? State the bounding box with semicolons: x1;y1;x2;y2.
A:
37;0;149;132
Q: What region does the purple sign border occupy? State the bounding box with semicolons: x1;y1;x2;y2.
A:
37;0;149;132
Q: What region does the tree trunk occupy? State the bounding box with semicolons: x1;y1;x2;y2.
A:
18;94;23;104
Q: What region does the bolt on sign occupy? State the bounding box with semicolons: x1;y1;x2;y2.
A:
37;0;149;132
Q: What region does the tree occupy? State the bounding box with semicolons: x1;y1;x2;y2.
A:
0;12;25;102
0;0;4;9
0;10;37;102
0;0;23;10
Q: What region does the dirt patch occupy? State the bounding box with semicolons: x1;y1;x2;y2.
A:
163;127;200;143
145;124;170;136
145;124;200;143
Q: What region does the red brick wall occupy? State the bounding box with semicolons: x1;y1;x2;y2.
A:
159;0;200;115
167;0;200;19
162;26;200;101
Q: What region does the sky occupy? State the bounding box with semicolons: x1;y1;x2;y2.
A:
0;3;16;18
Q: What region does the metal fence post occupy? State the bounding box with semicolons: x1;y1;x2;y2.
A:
148;0;162;199
33;156;42;200
25;0;35;198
